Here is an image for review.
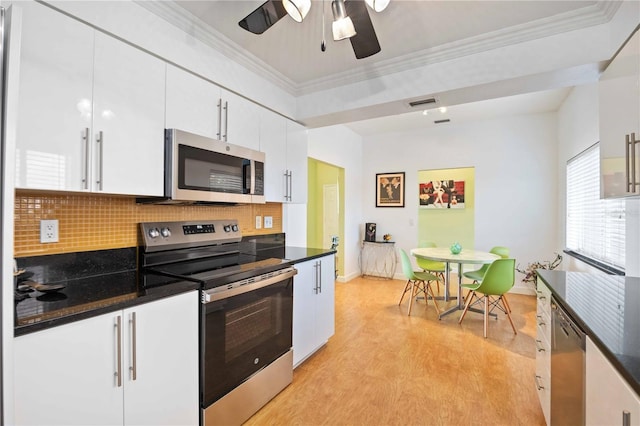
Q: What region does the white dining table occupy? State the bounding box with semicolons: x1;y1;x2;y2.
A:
410;247;500;319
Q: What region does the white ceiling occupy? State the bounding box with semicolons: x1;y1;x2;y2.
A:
138;0;622;134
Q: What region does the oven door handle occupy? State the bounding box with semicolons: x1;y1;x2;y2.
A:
202;267;297;303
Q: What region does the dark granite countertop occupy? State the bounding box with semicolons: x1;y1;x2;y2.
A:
537;270;640;396
14;248;199;336
284;246;336;263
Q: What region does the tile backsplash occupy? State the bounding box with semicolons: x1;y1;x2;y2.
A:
14;190;282;257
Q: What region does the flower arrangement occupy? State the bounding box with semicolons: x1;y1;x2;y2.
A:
516;253;563;284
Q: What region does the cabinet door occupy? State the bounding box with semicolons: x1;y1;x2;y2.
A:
260;108;288;202
293;259;318;366
15;2;94;191
600;30;640;198
315;255;336;344
92;32;165;196
14;313;123;426
286;120;309;203
166;64;220;139
123;292;199;426
222;89;261;150
586;337;640;425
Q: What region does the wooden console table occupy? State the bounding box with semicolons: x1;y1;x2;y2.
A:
360;241;397;279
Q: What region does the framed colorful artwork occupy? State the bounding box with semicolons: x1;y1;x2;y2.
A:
419;179;465;209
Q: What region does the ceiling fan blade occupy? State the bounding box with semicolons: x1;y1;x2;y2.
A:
239;0;288;35
345;0;381;59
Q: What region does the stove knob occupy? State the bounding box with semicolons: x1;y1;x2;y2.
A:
148;228;160;239
224;225;231;232
160;227;171;238
232;224;238;232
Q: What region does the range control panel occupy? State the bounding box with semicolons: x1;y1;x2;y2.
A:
140;220;241;252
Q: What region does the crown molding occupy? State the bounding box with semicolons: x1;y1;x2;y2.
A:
134;0;298;95
137;1;620;98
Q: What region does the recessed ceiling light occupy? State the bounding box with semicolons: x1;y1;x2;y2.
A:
439;106;447;113
422;110;428;116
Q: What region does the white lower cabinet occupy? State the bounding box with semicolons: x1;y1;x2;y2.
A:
535;281;551;425
293;254;335;367
586;337;640;426
13;291;199;426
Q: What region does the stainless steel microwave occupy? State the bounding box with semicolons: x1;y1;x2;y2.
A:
150;129;265;204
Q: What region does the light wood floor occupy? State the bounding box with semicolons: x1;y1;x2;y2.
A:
246;275;545;426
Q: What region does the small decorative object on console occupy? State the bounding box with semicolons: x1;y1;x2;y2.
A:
383;234;392;242
365;223;377;242
450;242;462;254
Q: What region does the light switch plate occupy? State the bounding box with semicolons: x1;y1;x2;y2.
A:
264;216;273;229
255;216;262;229
40;219;59;243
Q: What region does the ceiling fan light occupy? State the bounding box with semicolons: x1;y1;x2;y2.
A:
332;16;356;40
283;0;311;23
365;0;390;12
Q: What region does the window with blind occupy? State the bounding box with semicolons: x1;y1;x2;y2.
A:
566;143;625;272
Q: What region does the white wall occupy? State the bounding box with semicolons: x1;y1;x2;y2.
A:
307;125;363;281
557;83;640;277
361;112;559;293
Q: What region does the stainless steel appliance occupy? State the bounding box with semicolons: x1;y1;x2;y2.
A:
139;220;295;426
140;129;265;205
551;296;586;425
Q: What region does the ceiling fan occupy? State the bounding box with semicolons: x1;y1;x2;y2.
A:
239;0;390;59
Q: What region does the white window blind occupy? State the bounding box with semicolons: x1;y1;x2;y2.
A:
566;144;625;270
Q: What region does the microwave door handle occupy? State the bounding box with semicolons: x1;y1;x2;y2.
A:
242;161;251;194
250;160;256;195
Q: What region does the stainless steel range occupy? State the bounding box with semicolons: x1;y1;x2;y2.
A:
139;220;296;426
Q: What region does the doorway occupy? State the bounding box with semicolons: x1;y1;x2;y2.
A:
307;158;345;278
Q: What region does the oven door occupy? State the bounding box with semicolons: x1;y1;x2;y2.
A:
201;267;296;409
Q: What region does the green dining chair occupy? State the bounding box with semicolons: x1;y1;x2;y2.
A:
415;241;445;293
398;249;441;316
458;258;517;338
462;246;510;283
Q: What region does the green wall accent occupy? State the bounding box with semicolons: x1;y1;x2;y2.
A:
417;167;475;251
307;158;345;277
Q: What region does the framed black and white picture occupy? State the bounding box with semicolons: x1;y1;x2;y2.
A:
376;172;405;208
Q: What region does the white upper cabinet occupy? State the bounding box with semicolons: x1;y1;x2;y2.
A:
165;66;260;150
221;88;261;151
599;28;640;198
14;2;94;192
286;120;309;204
260;108;288;202
14;2;165;197
166;64;222;140
260;109;308;203
92;33;165;196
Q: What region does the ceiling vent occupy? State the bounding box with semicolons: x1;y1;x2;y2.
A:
408;97;436;108
434;119;450;124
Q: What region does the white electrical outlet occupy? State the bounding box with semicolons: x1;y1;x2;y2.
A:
255;216;262;229
40;219;59;243
264;216;273;229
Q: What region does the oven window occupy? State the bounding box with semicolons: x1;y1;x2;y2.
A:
202;277;293;407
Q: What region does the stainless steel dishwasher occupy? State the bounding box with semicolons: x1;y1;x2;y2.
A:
551;296;586;425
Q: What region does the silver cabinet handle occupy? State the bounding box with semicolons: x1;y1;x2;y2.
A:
534;375;544;390
82;128;90;189
283;170;289;201
129;312;137;381
223;100;228;142
535;339;546;352
288;170;293;201
96;131;104;190
313;261;319;294
318;260;322;293
629;133;638;193
217;98;222;139
115;315;122;387
623;410;631;426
